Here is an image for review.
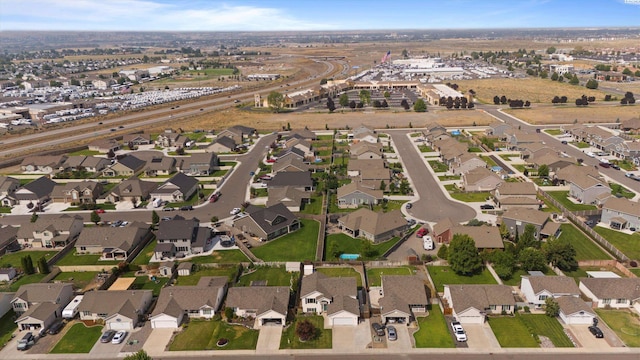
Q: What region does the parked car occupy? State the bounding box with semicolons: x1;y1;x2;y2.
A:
47;321;65;335
480;204;495;210
17;332;35;351
416;227;429;238
405;203;412;209
163;207;175;211
180;205;193;211
588;326;604;338
95;209;105;214
585;151;595;158
611;164;620;170
387;325;397;341
119;221;129;227
100;330;116;343
451;321;467;342
110;220;123;227
111;330;127;344
561;140;568;145
372;322;385;336
209;192;220;203
161;217;172;221
599;162;610;168
230;207;241;215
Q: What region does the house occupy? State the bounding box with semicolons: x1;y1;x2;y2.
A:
531;153;574;173
300;272;359;326
233;204;300;241
338;208;408;243
556;296;597;325
555;165;600;185
486;122;512;137
350;125;377;143
208;136;238;153
620;118;640;134
226;286;290;327
0;292;15;319
451;226;504;250
426;122;447;134
272;156;310;174
378;275;428;324
501;208;560;240
601;197;640;230
123;133;152;146
51;180;103;204
443;284;515;324
520;142;555;160
141;155;176;177
0;226;19;255
520;275;581;307
451;153;486;175
266;186;310;212
179;152;219;176
275;147;307;163
433;138;467;166
150;276;228;328
216;125;256;144
579;278;640;311
0;176;20;206
0;268;17;282
149;172;199;202
611;141;640;164
87;138;120;153
505;130;541;150
337;182;383;209
462;167;503;192
493;182;539;210
350;141;384;160
13;176;56;205
286;138;314;159
289;128;317;141
102;155;145;177
17;214;83;248
11;283;74;331
268;171;314;191
568;175;610;205
154;216;212;259
20;155;67;173
105;177;157;203
75;222;150;261
77;156;110;173
347;159;391;189
155;131;188;148
78;290;153;330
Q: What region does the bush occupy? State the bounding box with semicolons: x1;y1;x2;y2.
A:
523;306;530;313
630;260;638;268
296;319;316;341
224;307;234;322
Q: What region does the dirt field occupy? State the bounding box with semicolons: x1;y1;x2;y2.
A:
503;105;640;125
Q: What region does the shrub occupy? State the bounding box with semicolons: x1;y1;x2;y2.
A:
296;319;316;341
630;260;638;268
523;306;530;313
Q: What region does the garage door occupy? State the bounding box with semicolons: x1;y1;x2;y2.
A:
332;317;356;326
108;320;132;330
152;319;178;329
261;318;282;326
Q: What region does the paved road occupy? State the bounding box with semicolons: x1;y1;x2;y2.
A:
387;130;476;224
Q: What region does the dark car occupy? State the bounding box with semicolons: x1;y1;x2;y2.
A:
561;140;568;144
372;322;385;336
480;204;495;210
611;164;620;170
405;203;412;209
588;326;604;338
180;205;193;211
163;207;175;211
118;125;124;129
599;162;610;168
100;330;116;343
47;321;64;335
110;128;116;131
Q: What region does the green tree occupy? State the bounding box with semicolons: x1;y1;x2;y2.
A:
544;297;560;317
224;307;234;322
491;251;515;280
519;248;547;271
538;164;549;177
339;93;349;108
379;180;386;191
569;74;579;85
30;212;38;223
123;350;153;360
413;98;427;112
448;234;483;276
383;91;391;100
22;255;35;275
546;47;556;54
399;179;410;195
90;210;102;225
388;182;396;193
401;49;408;58
437;243;448;260
296;319;317;341
542;236;578;271
267;91;285;113
586;79;599;89
622;67;632;76
37;256;49;274
499;222;510;240
359;90;371;105
151;210;159;226
551;72;559;81
517;224;538;253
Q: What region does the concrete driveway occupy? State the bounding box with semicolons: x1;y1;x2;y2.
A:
90;335;126;356
386;324;412;350
464;323;501;350
333;319;372;352
568;325;613;349
256;325;282;352
142;328;174;356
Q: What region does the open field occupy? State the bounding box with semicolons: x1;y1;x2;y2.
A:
503;105;640;125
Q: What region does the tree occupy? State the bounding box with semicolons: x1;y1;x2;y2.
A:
267;91;285;113
90;210;102;225
339;93;349;108
448;234;483;276
546;47;556;54
517;224;539;253
151;210;159;226
492;250;515;280
379;180;386;191
500;95;507;104
30;212;38;223
413;98;427;112
296;319;317;341
569;74;579;85
519;248;547;271
37;256;49;274
123;350;153;360
551;72;559;81
349;100;356;110
542;236;578;271
383;91;391;100
622;67;632;76
586;79;599;89
499;222;510;240
399;179;410;195
358;90;371;105
326;97;336;112
400;99;410;110
493;96;500;105
544;297;560;317
538;164;549;177
401;49;408;58
372;100;381;108
437;244;448;259
21;255;35;275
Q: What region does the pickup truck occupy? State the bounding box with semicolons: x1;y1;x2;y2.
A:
451;321;467;342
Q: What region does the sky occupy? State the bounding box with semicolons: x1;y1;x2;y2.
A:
1;0;639;32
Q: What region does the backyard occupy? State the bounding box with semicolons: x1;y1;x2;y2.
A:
519;314;574;347
0;310;16;350
280;315;331;349
0;250;58;270
594;226;640;261
595;309;640;347
365;266;416;287
325;234;400;261
251;219;319;261
130;239;157;266
315;267;363;287
427;266;497;292
557;224;611;260
52;271;99;291
236;266;297;287
502;266;554;286
175;265;239;286
55;248;121;267
169;319;259;351
188;249;250;264
545;191;598;211
121;272;168;296
3;273;47;292
50;323;103;353
488;315;539;348
413;306;455;348
299;196;323;215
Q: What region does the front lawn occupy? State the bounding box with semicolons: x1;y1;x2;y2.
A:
50;323;102;353
280;315;331;349
428;160;449;172
576;142;590;148
414;306;455;348
594;226;640;261
0;310;17;350
0;250;58;270
609;183;635;199
544;129;564;136
316;267;363;287
52;271;99;291
444;185;491;203
365;266;416;287
189;250;250;264
596;309;640;347
488;316;539;348
56;248;121;267
251;219;319;262
236;266;296;287
427;266;497;292
545;191;597;211
418;144;434;152
558;224;611;260
519;314;574;347
175;265;238;286
325;234;400;261
438;175;461;181
169;319;259;351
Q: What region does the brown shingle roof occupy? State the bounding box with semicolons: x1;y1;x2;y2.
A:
338;208;406;238
557;296;595;316
446;284;515;312
579;278;640;300
380;275;428;315
502;208;549;226
603;197;640;217
226;286;289;317
524;276;580;296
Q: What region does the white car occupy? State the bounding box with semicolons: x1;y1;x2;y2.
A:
423;235;434;250
230;208;242;215
585;151;595;158
451;321;467;342
111;330;127;344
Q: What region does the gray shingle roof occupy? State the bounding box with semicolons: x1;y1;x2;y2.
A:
241;203;298;236
446;284;515;313
76;223;148;251
556;296;595;316
13;283;72;304
379;275;428;315
268;171;313;188
338;208;407;238
78;290;151;318
156;217;198;240
524;276;580;296
152;276;227;317
579;278;640;300
226;286;289;317
18;176;56;199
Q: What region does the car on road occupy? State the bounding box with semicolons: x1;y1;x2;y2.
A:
110;220;123;227
234;99;240;103
230;207;242;215
405;203;412;209
611;164;620;170
180;205;193;211
98;122;103;125
100;330;116;343
200;108;204;111
110;128;116;131
95;209;105;214
163;207;175;211
118;125;124;129
599;162;610;168
387;325;397;341
561;140;568;144
119;221;129;227
588;326;604;338
161;217;172;221
585;151;595;158
480;204;495;210
372;322;385;336
111;330;127;344
451;321;467;342
209;192;220;203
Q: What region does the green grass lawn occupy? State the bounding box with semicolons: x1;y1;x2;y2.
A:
68;149;102;156
325;233;400;261
121;273;168;296
55;248;121;267
52;271;99;291
183;68;234;77
545;191;597;211
558;224;611;260
169;319;259;350
366;266;416;287
502;266;554;286
316;267;363;287
50;323;102;353
130;239;156;266
0;250;58;270
444;185;491;202
188;250;250;264
544;129;564;136
299;196;323;215
414;306;455;348
519;314;574;347
0;206;11;213
236;266;297;287
596;309;640;347
175;266;238;286
489;315;539;348
280;315;331;349
3;273;47;292
609;183;635;199
251;219;319;262
428;266;497;292
418;144;434;152
576;142;590;148
478;155;498;168
428;160;449;172
0;310;17;349
630;268;640;276
539;195;561;213
594;226;640;260
438;175;461;181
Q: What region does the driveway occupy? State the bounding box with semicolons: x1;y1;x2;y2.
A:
568;324;613;349
90;335;125;356
386;324;412;350
142;328;174;356
332;319;372;352
386;230;438;261
256;325;282;352
464;323;500;350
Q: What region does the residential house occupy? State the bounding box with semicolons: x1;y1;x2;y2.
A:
501;208;560;240
51;180;103;204
338;208;407;243
132;151;177;177
378;275;428;324
17;214;83;248
272;156;310;174
11;283;73;331
601;197;640;230
275;147;307;164
285;138;314;160
349;141;384;160
556;296;597;325
493;182;539;210
450;225;504;250
208;136;238;153
579;278;640;311
462;167;503;192
505;130;541;150
268;171;314;192
61;155;89;172
216;125;256;144
337;182;383;209
13;176;57;206
520;275;581;307
425;128;451;143
620;118;640;134
179;152;219;176
0;226;19;255
486;122;512;137
582;126;623;153
78;156;110;173
520;142;555;160
443;284;515;324
429;217;455;244
102;155;145;177
150;276;228;328
78;290;153;330
568;174;610;205
289;128;317;141
104;177;157;203
150;172;198;202
350;125;377;143
75;222;150;261
88;139;120;153
233;204;300;241
347;159;391;189
300;272;359;326
451;153;486;175
155;131;188;148
0;176;20;206
123;133;152;146
154;216;212;259
20;155;67;174
266;186;310;212
0;268;17;282
426;122;447;134
434;138;467;167
226;286;290;327
531;153;574;173
555;165;600;185
611;141;640;164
